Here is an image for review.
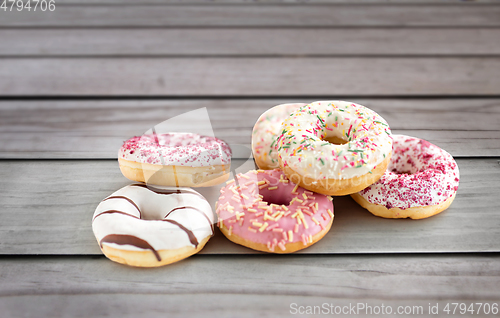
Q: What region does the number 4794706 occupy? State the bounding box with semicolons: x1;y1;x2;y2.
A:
1;0;56;11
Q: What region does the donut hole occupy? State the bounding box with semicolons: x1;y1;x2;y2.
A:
389;157;421;175
392;169;413;175
140;206;165;220
259;188;293;206
323;135;349;145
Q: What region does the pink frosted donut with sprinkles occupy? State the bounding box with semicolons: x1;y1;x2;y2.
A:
351;135;459;219
252;103;307;170
216;169;334;253
118;133;231;187
276;101;393;196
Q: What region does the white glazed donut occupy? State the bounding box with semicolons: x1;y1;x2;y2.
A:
92;183;214;267
252;103;307;170
277;101;393;196
118;133;232;187
351;135;459;219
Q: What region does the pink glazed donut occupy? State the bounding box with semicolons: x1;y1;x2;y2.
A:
351;134;459;219
216;169;334;253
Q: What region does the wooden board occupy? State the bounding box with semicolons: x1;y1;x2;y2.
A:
0;254;499;317
4;295;500;318
2;29;500;56
0;0;499;314
1;131;499;159
2;4;500;27
2;58;500;96
55;0;500;4
0;99;498;158
0;159;498;255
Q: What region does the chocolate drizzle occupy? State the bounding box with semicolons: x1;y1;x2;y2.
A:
165;206;214;234
93;210;140;221
162;219;199;248
102;196;142;217
130;183;205;200
95;184;212;255
100;234;161;261
131;183;182;194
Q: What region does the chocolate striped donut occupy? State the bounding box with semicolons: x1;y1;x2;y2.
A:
92;184;214;267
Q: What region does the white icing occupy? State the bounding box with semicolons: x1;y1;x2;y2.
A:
277;101;393;180
92;184;214;253
118;133;232;167
251;103;307;169
358;135;460;209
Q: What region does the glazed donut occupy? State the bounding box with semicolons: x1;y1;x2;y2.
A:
118;133;231;187
351;135;459;219
276;101;393;196
92;184;214;267
252;103;307;170
216;169;334;253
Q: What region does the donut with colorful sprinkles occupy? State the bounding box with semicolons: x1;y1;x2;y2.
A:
118;133;231;187
216;169;334;253
351;135;459;219
252;102;307;170
276;101;393;196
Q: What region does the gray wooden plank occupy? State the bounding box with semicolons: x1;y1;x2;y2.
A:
2;29;500;56
1;4;500;27
3;255;500;296
56;0;500;3
0;99;498;158
0;158;498;255
0;255;499;317
2;131;498;159
4;295;500;318
2;58;500;96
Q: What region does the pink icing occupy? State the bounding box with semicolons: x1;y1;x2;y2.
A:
119;133;232;167
359;135;459;209
216;169;334;252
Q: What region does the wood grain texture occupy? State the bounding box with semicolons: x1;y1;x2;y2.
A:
56;0;500;3
3;255;500;295
0;254;499;317
2;58;500;96
4;295;500;318
0;159;498;255
1;130;498;159
0;1;498;313
0;99;498;158
2;4;500;27
2;29;500;56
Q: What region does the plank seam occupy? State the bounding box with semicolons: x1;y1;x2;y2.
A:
0;251;499;258
3;95;500;100
3;54;500;58
47;3;500;7
3;26;500;30
0;157;498;161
